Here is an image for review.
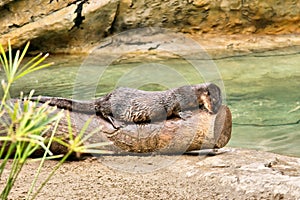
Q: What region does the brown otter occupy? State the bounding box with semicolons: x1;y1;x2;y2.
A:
31;83;222;128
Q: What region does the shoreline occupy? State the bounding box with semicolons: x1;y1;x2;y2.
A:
191;33;300;59
34;33;300;63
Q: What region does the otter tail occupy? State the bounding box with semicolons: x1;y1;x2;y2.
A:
29;96;96;114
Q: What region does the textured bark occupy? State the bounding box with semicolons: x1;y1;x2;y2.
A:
0;102;232;155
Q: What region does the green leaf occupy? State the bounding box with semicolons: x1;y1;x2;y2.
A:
17;42;30;68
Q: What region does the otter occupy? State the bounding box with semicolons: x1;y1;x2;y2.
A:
31;83;222;128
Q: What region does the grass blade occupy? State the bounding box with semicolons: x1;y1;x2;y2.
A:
17;42;30;67
8;40;12;75
27;118;61;200
11;50;20;82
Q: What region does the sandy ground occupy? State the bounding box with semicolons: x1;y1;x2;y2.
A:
2;148;300;200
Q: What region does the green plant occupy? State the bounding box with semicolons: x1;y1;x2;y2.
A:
0;40;58;199
0;40;112;200
0;92;63;199
0;40;53;110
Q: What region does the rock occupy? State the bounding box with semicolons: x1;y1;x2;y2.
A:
0;0;119;52
192;0;210;8
0;0;14;7
1;0;300;54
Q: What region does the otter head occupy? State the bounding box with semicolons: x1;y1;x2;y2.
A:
195;83;222;114
206;83;222;114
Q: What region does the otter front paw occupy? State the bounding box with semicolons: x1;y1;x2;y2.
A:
178;111;193;120
107;116;124;129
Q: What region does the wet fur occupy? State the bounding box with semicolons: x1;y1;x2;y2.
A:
31;83;222;126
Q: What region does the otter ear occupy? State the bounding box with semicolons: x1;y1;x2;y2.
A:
199;88;209;95
196;86;206;93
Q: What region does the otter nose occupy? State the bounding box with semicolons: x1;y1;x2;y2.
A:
207;83;222;114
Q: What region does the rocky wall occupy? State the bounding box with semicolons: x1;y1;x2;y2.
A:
0;0;300;53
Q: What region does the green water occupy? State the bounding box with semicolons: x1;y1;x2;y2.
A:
2;53;300;157
215;55;300;157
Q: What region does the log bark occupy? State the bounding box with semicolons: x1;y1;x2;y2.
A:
0;102;232;155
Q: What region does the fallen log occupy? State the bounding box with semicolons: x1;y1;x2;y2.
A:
0;101;232;155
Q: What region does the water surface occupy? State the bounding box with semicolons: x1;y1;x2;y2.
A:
1;53;299;157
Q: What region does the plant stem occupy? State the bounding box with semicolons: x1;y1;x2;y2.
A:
30;151;73;200
0;81;12;111
26;119;60;200
0;142;16;178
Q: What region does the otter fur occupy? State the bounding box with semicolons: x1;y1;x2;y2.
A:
31;83;222;128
